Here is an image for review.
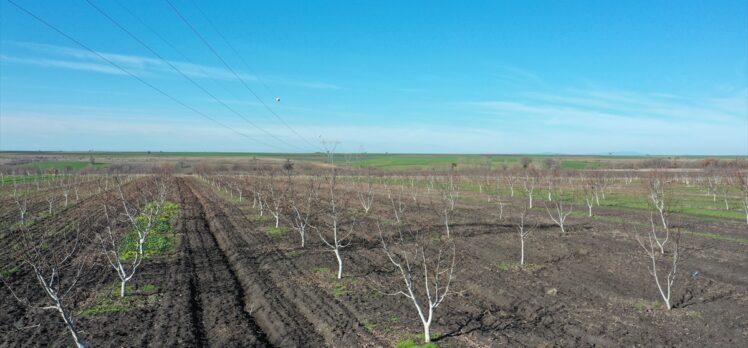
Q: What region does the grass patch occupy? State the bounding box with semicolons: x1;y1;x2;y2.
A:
266;226;289;237
0;174;56;184
362;319;377;332
120;201;179;261
79;283;159;317
633;300;664;311
285;250;302;258
396;332;441;348
0;265;21;278
21;160;110;171
496;261;542;272
314;266;331;274
686;310;703;318
333;280;349;297
254;214;274;223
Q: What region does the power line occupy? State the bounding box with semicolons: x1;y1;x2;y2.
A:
165;0;322;152
112;0;248;114
187;0;277;97
84;0;303;152
6;0;284;151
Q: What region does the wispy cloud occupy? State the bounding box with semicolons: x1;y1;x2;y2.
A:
3;41;340;90
464;88;747;154
0;54;126;76
491;65;543;85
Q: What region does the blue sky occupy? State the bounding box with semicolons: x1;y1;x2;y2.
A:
1;0;746;154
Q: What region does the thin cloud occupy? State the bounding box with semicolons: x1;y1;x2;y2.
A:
0;54;126;76
5;41;340;89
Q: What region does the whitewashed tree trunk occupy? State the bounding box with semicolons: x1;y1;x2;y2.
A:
636;228;680;310
379;225;455;344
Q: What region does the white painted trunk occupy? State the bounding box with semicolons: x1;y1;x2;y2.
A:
334;248;343;279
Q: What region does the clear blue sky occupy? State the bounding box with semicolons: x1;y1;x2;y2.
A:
1;0;746;154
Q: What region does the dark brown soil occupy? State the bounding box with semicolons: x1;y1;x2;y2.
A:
2;176;746;347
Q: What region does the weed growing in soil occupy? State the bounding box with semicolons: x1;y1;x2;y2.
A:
285;250;302;258
496;261;542;272
254;214;274;223
634;301;664;311
266;226;289;237
362;320;377;332
333;281;348;297
79;283;160;317
314;266;331;274
396;332;442;348
0;264;21;278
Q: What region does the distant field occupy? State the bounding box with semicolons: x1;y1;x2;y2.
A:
2;151;745;172
21;160;110;171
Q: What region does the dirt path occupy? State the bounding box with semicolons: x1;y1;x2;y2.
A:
183;176;383;347
175;178;270;347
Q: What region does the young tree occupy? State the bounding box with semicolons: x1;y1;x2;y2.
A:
494;191;506;222
99;178;167;297
290;177;319;247
736;171;748;224
314;172;355;279
266;174;286;228
636;225;681;310
378;224;456;344
355;173;375;214
437;170;459;238
545;195;573;234
13;184;29;225
522;170;537;209
3;225;89;347
386;183;407;225
581;176;596;217
514;202;535;265
647;173;670;251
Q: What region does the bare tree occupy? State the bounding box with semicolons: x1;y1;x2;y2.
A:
266;174;285;228
314;173;355;279
355;173;375;214
437;170;458;238
545;195;573;234
378;224;456;344
99;178;167;297
386;183;407;225
61;177;71;208
494;192;506;222
737;171;748;224
582;176;596;217
514;203;535;265
522;171;537;209
636;226;681;310
3;225;89;347
647;173;669;231
13;184;29;225
290;177;319;247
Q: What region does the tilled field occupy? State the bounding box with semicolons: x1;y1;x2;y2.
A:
2;175;747;347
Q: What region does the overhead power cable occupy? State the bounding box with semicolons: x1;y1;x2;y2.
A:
84;0;303;152
165;0;323;152
112;0;248;111
6;0;284;151
187;0;277;97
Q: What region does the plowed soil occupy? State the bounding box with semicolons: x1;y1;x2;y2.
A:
2;176;746;347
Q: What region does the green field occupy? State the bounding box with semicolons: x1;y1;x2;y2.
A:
2;151;745;172
21;160;110;171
